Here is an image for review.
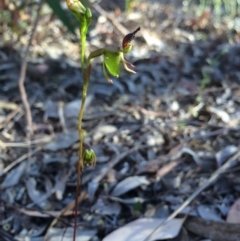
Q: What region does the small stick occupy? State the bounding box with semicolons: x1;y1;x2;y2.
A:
18;0;43;137
18;0;44;174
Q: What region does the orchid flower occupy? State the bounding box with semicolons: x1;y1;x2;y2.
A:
87;27;140;82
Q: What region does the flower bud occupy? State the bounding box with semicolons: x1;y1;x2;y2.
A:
83;143;96;167
66;0;86;21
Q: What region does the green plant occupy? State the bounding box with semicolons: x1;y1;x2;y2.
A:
182;0;240;20
65;0;140;240
200;49;227;90
1;0;77;36
178;119;187;130
188;49;227;118
125;0;140;14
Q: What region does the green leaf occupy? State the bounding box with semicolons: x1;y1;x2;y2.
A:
45;0;76;35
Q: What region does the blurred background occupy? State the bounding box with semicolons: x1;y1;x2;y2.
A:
1;0;240;240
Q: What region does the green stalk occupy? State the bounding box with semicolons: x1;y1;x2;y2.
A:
73;66;90;241
80;27;87;71
73;11;92;241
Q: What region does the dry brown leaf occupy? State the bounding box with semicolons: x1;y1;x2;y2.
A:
185;216;240;241
227;198;240;224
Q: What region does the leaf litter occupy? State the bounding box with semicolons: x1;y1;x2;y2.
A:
1;0;240;240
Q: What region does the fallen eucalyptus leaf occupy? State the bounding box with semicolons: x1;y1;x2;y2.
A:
103;218;184;241
26;177;51;209
111;176;150;197
92;124;118;142
1;161;27;189
91;198;121;216
45;227;96;241
44;131;79;151
216;145;238;167
197;205;223;222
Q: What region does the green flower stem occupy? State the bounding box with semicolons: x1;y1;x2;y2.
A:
66;2;139;237
74;69;90;239
78;65;91;165
80;27;86;71
74;13;91;240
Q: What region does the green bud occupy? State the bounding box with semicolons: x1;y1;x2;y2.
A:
85;8;92;18
83;143;96;167
80;129;87;140
84;7;92;29
66;0;86;22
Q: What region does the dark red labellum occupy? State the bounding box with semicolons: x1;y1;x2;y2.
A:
122;27;141;49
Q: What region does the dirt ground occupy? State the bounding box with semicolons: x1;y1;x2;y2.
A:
1;1;240;240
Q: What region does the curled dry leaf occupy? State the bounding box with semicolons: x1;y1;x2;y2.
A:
207;106;230;123
216;145;238;167
181;147;202;166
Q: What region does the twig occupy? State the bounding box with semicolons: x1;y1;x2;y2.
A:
1;147;42;176
185;216;240;241
2;107;22;133
18;208;80;218
18;0;43;137
143;150;240;241
0;228;17;241
93;144;153;183
58;101;68;133
0;136;53;148
45;191;88;239
93;4;128;36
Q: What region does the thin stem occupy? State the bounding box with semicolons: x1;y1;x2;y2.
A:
73;69;90;241
73;26;91;239
81;33;86;71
